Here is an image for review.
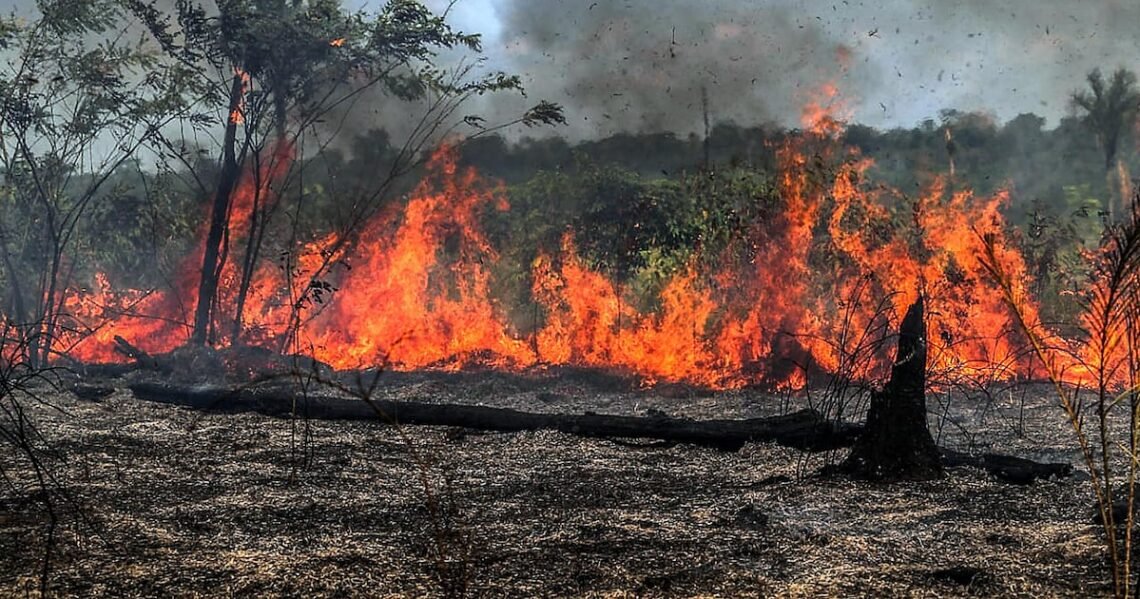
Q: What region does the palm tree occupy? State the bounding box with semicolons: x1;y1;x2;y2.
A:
1071;68;1140;220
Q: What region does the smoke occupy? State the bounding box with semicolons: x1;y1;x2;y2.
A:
479;0;1140;137
10;0;1140;139
485;0;874;138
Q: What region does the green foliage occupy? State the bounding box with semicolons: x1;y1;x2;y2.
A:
125;0;540;141
483;158;781;324
496;160;687;277
1015;192;1103;325
73;164;199;287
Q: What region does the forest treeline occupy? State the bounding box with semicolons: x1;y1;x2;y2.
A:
455;109;1118;217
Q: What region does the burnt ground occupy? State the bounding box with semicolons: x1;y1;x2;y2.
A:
0;368;1108;597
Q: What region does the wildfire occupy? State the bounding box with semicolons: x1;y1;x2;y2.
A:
50;88;1102;390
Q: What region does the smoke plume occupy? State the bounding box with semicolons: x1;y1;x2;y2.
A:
483;0;1140;136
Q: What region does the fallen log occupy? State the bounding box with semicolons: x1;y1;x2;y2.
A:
127;382;862;452
940;448;1072;485
113;335;167;372
125;382;1077;481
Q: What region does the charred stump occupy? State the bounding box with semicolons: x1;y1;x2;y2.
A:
842;295;943;481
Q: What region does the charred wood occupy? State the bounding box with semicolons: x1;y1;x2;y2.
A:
841;296;944;481
123;379;1075;482
939;449;1072;485
113;335;168;372
127;382;862;452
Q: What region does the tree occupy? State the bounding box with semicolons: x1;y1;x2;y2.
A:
1071;68;1140;220
0;3;197;590
0;0;189;366
126;0;564;348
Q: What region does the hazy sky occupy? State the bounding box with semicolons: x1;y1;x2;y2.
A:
392;0;1140;138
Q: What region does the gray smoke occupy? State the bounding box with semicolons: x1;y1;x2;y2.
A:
9;0;1140;139
485;0;874;138
476;0;1140;137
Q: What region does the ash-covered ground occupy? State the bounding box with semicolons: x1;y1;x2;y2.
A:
0;369;1106;597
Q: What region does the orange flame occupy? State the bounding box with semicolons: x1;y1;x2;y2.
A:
47;88;1111;390
229;67;251;125
300;147;533;370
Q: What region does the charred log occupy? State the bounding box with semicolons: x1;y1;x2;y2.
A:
841;296;944;481
127;382;862;452
940;449;1071;485
113;335;168;372
121;366;1072;483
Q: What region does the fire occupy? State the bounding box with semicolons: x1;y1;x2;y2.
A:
229;67;251;125
532;237;721;386
800;82;845;134
300;147;534;370
47;89;1104;390
330;38;345;47
65;138;296;361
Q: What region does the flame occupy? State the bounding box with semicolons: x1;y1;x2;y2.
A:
800;82;844;134
532;236;721;386
330;38;345;47
45;87;1114;390
229;67;251;125
300;147;533;369
65;138;296;360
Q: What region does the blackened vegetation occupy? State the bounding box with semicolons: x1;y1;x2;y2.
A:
0;382;1105;597
841;296;944;481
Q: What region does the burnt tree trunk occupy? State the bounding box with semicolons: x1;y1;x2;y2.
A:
842;295;943;481
191;72;246;345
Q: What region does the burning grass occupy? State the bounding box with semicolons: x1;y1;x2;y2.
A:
53;106;1061;392
0;373;1109;597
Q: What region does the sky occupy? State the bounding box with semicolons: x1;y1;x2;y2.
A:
383;0;1140;139
9;0;1139;140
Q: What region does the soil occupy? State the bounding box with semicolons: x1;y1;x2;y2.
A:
0;369;1108;597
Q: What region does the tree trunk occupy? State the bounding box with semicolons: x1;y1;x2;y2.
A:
842;295;944;481
230;163;263;344
191;72;246;345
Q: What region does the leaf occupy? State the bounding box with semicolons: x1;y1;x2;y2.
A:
522;101;567;127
